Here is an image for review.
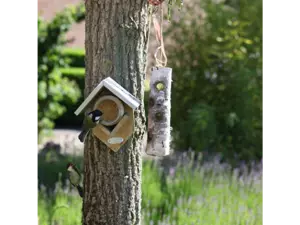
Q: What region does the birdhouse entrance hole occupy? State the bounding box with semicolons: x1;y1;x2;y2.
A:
94;95;125;127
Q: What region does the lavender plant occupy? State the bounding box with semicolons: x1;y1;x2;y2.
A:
38;151;262;225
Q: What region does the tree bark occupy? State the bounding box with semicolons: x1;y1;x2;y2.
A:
83;1;149;225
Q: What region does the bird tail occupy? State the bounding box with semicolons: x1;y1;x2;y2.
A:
77;185;83;198
78;129;90;143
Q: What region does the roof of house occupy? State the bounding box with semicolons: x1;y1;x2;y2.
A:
75;77;141;115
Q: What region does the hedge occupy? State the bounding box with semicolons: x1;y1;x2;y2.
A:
61;47;85;68
54;67;85;127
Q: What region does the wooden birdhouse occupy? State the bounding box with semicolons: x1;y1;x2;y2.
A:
74;77;141;152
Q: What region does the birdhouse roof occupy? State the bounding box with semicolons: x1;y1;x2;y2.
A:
74;77;141;115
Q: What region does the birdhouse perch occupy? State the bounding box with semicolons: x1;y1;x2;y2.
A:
74;77;141;152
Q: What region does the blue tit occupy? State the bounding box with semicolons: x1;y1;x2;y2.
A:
67;162;83;198
78;109;103;143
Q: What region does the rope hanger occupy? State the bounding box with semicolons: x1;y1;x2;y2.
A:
151;4;168;68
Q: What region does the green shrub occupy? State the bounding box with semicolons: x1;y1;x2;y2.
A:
54;67;86;127
174;103;217;154
61;47;85;67
38;3;85;137
60;67;85;91
167;0;262;162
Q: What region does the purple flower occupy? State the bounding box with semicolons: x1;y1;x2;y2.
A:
169;167;176;177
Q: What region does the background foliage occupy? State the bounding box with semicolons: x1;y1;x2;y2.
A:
38;4;85;137
167;0;262;162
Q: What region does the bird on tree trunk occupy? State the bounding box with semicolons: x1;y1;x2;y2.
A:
67;162;83;198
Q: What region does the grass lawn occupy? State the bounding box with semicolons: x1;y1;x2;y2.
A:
38;154;262;225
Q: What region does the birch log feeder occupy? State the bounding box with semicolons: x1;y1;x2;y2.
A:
146;67;172;156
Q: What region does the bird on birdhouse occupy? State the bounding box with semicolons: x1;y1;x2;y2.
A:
67;162;83;198
78;109;103;142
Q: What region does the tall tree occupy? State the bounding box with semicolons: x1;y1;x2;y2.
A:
83;0;149;224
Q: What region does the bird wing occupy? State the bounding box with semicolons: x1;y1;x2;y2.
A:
73;165;82;178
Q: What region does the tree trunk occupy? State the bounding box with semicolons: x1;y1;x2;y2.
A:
83;1;149;225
